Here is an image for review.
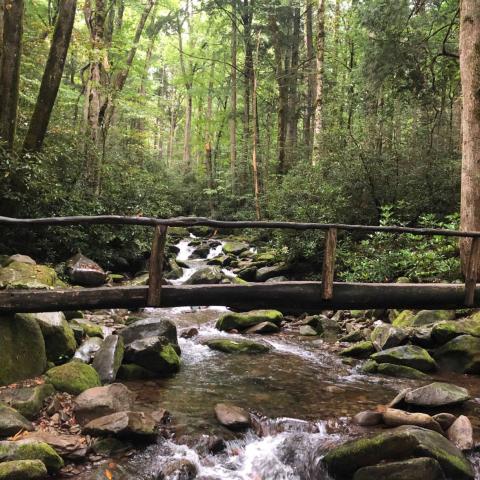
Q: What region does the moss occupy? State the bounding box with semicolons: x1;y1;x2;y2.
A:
371;345;437;372
71;320;103;338
392;310;415;328
376;363;429;380
432;316;480;345
410;310;456;327
0;441;63;473
0;262;64;290
0;460;47;479
254;252;276;263
216;310;283;331
361;359;378;373
340;341;375;359
159;344;181;367
45;362;100;395
117;364;157;380
0;384;54;420
222;242;249;255
433;335;480;373
340;330;365;343
205;339;270;354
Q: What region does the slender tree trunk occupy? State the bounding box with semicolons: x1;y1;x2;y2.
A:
312;0;326;167
0;0;4;76
205;63;215;217
23;0;77;153
252;32;261;220
230;0;237;193
304;0;315;158
115;0;124;31
460;0;480;271
0;0;24;150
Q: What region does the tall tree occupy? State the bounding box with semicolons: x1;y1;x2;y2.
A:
230;0;238;193
0;0;24;150
23;0;78;153
460;0;480;269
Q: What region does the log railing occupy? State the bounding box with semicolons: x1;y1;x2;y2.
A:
0;215;479;311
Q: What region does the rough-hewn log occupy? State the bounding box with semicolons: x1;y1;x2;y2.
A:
147;225;167;307
321;228;337;300
0;282;479;314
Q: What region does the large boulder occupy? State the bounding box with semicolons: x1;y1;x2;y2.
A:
371;324;408;351
375;363;429;380
256;264;289;282
370;345;437;372
0;315;47;386
0;460;48;480
0;261;64;290
45;362;101;395
0;384;54;419
433;335;480;373
214;403;251;430
0;404;33;437
404;383;470;408
0;440;63;473
340;341;375;359
16;313;76;364
92;335;124;384
222;242;249;255
120;318;178;347
185;266;224;285
21;432;88;461
432;316;480;345
323;426;474;480
204;339;270;354
216;310;283;331
409;311;456;327
66;253;106;287
447;416;473;451
73;337;103;363
74;384;135;425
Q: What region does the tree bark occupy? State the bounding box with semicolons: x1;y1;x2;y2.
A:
230;0;237;193
0;0;24;150
252;32;261;220
23;0;77;153
460;0;480;271
304;0;315;157
0;0;4;76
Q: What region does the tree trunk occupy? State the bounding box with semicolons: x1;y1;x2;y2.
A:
304;0;315;158
23;0;77;153
230;0;237;193
0;0;24;150
0;0;4;75
252;32;261;220
460;0;480;271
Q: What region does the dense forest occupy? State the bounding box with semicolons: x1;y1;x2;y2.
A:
0;0;472;281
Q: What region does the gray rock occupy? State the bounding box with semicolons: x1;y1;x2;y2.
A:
0;459;48;479
245;322;280;334
434;335;480;373
432;413;456;431
371;323;408;351
381;408;443;433
185;266;224;285
256;264;289;282
404;383;470;408
370;345;437;372
161;459;198;480
214;403;251;430
74;337;103;363
447;416;473;451
5;254;36;265
0;404;33;437
0;384;54;420
265;276;288;283
299;325;318;336
120;318;178;347
92;335;124;384
66;253;106;287
352;411;383;427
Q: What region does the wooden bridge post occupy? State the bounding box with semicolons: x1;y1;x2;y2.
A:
321;228;337;300
465;237;480;307
147;225;168;307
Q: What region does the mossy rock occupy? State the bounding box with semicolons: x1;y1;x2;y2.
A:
70;319;103;338
91;437;131;455
216;310;283;331
371;345;437;372
117;364;157;380
0;315;47;387
340;341;375;359
0;459;48;479
410;310;456;327
204;339;270;354
0;440;63;473
340;330;365;343
361;359;378;374
254;252;276;263
0;384;54;420
432;316;480;345
222;242;249;255
376;363;429;380
433;335;480;374
392;310;415;328
45;362;101;395
0;262;65;290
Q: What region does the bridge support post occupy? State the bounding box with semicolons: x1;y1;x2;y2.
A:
465;237;480;306
321;227;337;300
147;225;168;307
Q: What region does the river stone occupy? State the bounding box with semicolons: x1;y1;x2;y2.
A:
222;242;249;255
245;322;280;334
0;460;48;480
409;310;456;327
381;408;443;433
120;318;178;347
22;431;88;460
392;310;415;328
161;459;197;480
432;316;480;345
353;457;446;480
82;411;156;440
214;403;251;430
5;255;36;266
16;312;76;364
447;416;473;451
0;384;54;420
256;264;289;282
340;330;365;343
299;325;318;336
45;362;101;395
371;324;408;351
74;337;103;363
352;411;383;427
216;310;283;331
74;383;135;425
0;261;63;290
404;383;470;408
0;314;47;387
340;341;375;359
370;345;437;372
0;404;33;437
66;253;106;287
433;413;457;431
70;319;103;338
124;337;180;375
117;364;157;380
185;266;224;285
237;266;258;281
410;327;435;348
164;258;183;280
92;335;124;384
0;440;64;473
433;335;480;373
204;339;270;354
323;425;474;480
376;363;429;380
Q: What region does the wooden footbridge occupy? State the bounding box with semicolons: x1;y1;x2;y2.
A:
1;215;480;314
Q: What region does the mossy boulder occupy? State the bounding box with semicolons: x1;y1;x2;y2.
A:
164;258;183;280
371;324;408;351
222;242;249;255
392;310;415;328
404;383;470;408
0;440;63;473
204;339;270;354
0;460;48;480
70;319;103;338
323;425;474;480
0;404;33;437
216;310;283;331
16;313;76;364
433;335;480;373
185;267;224;285
254;252;276;263
371;345;437;372
117;364;157;380
0;315;47;387
0;385;54;420
45;362;101;395
395;310;455;328
0;262;64;290
432;316;480;345
340;341;375;359
256;264;289;282
376;363;429;380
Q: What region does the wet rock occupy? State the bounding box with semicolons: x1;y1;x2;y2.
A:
82;411;156;441
0;315;47;387
161;459;198;480
45;362;101;395
74;337;103;363
216;310;283;331
207;255;231;267
433;413;456;431
214;403;251;430
0;404;33;437
340;341;375;359
305;315;341;341
371;324;408;351
431;317;480;345
91;437;131;455
256;264;289;282
0;384;54;419
74;384;135;425
222;242;249;255
0;459;48;479
353;457;446;480
381;408;442;433
120;318;178;347
323;425;473;480
204;339;270;354
299;325;318;336
66;253;106;287
16;312;76;364
164;258;184;280
376;363;429;380
370;345;437;372
151;409;170;425
434;335;480;373
180;327;199;339
387;389;410;408
237;266;257;281
0;440;64;473
404;383;470;408
0;261;64;290
245;321;280;334
92;335;124;384
23;432;88;460
447;416;473;451
185;267;224;285
340;330;365;343
352;411;383;427
117;364;157;380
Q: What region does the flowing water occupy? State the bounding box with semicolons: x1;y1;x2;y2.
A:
75;238;480;480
